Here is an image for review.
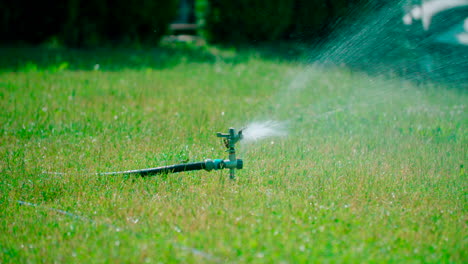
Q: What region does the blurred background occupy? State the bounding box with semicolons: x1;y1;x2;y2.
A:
0;0;467;83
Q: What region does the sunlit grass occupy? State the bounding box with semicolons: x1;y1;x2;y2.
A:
0;45;466;263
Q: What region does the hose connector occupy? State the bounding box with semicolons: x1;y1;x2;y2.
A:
204;158;243;172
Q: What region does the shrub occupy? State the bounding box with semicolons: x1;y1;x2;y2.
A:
288;0;398;41
0;0;66;44
0;0;179;47
205;0;295;43
203;0;386;43
288;0;332;40
62;0;179;47
107;0;179;45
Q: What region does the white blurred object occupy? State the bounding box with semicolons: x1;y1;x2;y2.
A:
403;0;468;45
436;18;468;45
403;13;413;25
456;18;468;44
411;6;423;20
420;0;467;30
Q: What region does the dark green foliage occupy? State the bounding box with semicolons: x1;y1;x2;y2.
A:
288;0;332;40
0;0;66;44
288;0;381;40
330;0;348;18
205;0;294;43
0;0;179;47
203;0;386;43
61;0;108;47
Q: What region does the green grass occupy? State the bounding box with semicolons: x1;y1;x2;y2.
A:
0;44;466;263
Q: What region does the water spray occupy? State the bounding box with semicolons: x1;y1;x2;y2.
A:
99;127;243;179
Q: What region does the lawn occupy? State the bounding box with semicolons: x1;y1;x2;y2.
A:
0;43;466;263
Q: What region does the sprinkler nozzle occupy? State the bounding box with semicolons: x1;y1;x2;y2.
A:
217;127;243;179
217;127;243;150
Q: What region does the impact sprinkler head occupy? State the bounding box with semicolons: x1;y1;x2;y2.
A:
217;127;243;150
216;127;243;179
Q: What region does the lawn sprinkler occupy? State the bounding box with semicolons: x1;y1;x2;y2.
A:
100;127;243;179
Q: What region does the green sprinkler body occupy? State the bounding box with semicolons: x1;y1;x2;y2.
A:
217;127;244;179
100;127;243;179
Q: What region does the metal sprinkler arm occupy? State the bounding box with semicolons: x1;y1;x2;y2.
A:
217;127;243;149
217;127;243;179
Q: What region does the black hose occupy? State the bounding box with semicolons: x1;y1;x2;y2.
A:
99;161;207;177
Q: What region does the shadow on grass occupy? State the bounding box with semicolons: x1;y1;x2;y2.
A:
1;41;466;88
0;42;247;72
